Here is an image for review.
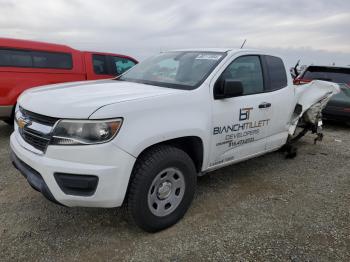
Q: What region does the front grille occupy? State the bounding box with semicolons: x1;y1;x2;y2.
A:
21;130;51;152
17;107;58;152
20;107;58;126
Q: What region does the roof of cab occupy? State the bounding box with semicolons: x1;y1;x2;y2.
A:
165;48;262;54
170;48;232;52
0;37;76;53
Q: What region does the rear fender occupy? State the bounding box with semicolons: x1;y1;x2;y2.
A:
289;80;340;135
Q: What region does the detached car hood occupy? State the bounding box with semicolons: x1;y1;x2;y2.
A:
18;80;183;119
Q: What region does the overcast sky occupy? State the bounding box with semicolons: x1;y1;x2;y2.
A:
1;0;349;68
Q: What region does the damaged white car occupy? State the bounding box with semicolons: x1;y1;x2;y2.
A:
10;49;339;232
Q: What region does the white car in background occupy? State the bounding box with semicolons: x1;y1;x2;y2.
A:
10;48;339;232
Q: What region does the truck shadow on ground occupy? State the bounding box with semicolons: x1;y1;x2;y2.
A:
0;123;13;138
19;148;292;237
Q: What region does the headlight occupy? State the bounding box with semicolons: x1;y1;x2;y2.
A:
51;119;123;145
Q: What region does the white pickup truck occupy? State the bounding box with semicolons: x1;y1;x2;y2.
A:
10;48;339;232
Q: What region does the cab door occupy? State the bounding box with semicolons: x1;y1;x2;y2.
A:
261;55;296;150
208;55;272;169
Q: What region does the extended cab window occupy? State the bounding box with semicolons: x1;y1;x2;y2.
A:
93;54;109;75
111;56;136;75
221;56;264;95
264;55;287;91
0;49;72;69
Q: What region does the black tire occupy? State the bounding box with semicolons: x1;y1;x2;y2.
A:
126;145;197;232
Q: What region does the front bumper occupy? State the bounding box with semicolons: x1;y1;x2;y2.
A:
11;151;62;205
10;132;136;208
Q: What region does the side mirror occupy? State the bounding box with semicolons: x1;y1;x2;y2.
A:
214;79;244;99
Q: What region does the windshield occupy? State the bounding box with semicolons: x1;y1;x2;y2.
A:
303;66;350;84
118;51;226;90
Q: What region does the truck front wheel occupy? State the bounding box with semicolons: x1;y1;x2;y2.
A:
126;145;197;232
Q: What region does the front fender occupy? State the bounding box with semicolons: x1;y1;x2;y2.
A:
89;90;211;163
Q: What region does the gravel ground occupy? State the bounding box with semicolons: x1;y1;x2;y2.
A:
0;121;349;261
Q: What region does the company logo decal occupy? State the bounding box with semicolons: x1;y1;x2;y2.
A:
213;107;270;148
239;107;253;121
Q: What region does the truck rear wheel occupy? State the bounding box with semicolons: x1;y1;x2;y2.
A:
126;145;197;232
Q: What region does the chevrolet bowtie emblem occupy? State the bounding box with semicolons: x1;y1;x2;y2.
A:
17;117;31;129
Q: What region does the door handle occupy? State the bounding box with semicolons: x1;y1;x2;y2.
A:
259;102;271;109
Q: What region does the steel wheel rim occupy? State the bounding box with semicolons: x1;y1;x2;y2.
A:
147;167;186;217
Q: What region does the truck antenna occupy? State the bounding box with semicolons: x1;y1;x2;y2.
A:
240;39;247;49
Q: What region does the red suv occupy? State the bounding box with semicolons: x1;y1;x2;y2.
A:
0;38;137;124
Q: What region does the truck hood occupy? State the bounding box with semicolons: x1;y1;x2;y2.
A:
18;80;184;118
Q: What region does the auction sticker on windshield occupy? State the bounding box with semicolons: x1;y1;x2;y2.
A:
195;54;222;60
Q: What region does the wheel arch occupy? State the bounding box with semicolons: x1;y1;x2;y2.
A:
135;136;204;173
122;136;203;209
